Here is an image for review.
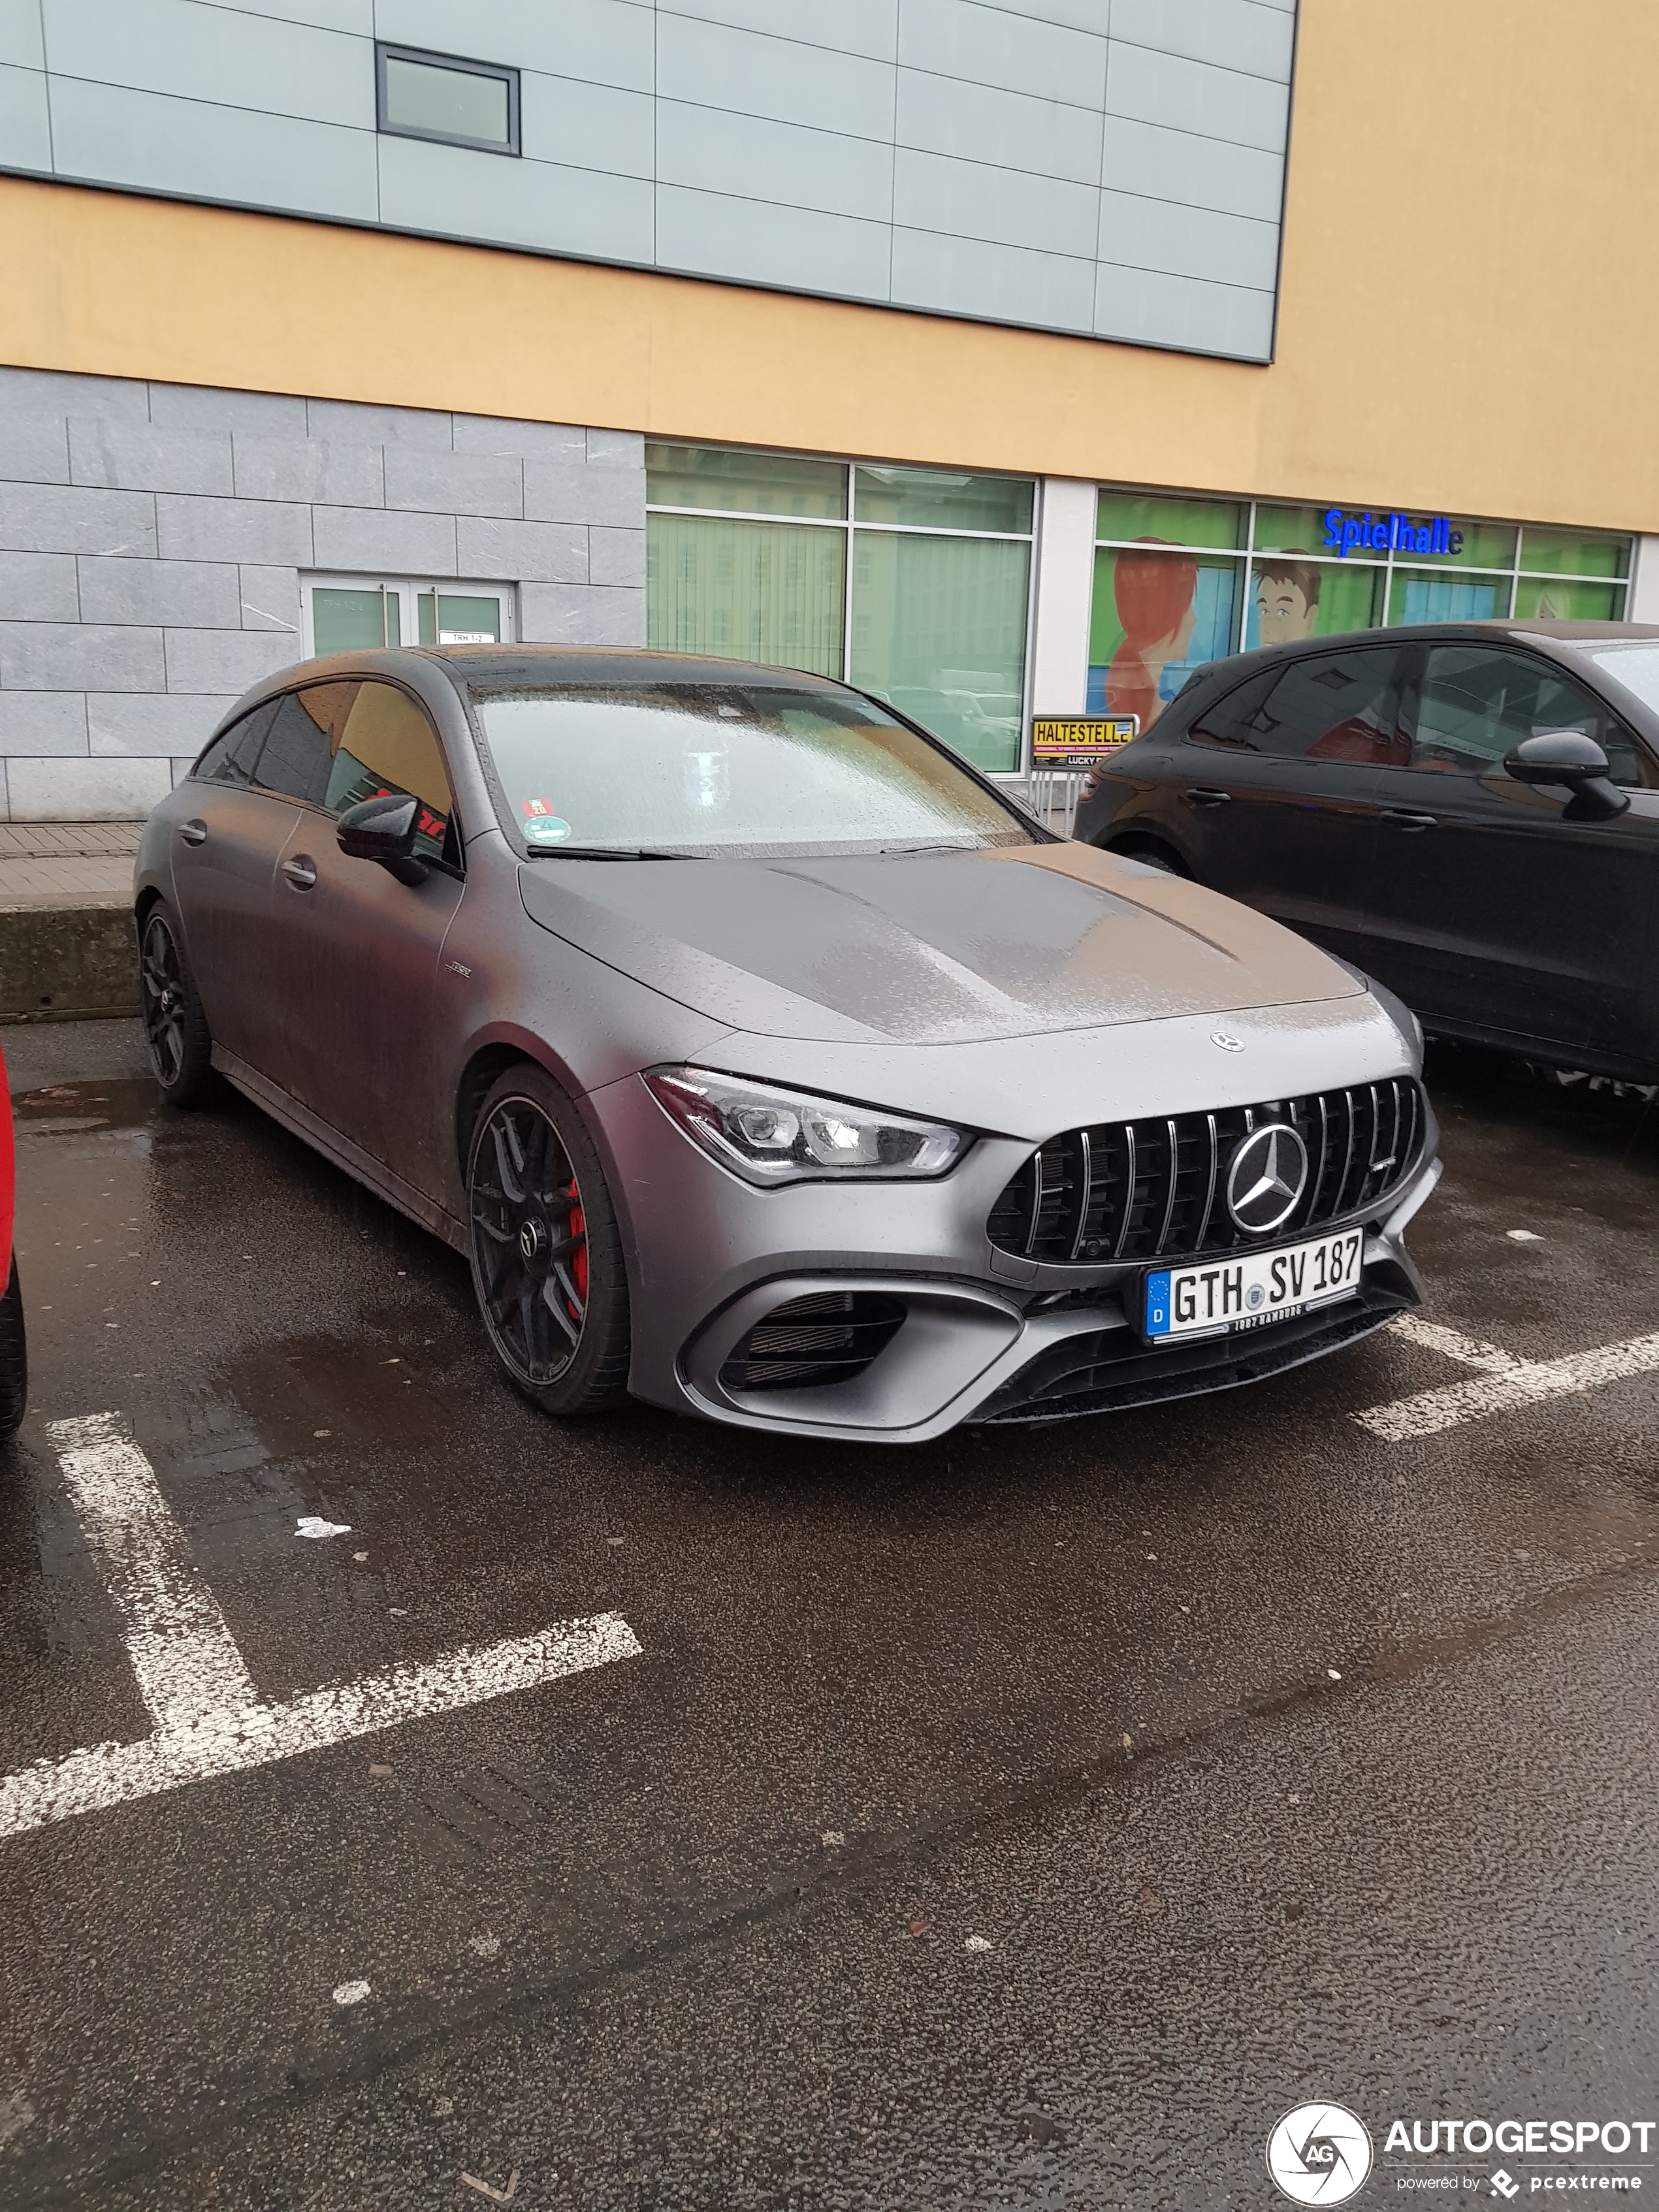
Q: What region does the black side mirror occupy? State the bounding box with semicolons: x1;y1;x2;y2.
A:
1502;729;1630;820
336;792;428;884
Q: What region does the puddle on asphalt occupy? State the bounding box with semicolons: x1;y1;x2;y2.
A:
13;1076;160;1132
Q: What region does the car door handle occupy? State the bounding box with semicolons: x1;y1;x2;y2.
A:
1183;787;1232;808
178;818;207;846
282;854;318;890
1380;809;1437;832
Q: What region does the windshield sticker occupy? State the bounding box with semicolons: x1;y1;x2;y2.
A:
521;797;558;818
523;814;572;844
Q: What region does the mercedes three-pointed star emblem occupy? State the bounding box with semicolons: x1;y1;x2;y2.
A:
1225;1123;1310;1235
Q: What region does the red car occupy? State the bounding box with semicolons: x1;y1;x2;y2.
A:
0;1038;24;1437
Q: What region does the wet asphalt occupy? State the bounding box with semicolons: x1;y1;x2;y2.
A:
2;1019;1658;2209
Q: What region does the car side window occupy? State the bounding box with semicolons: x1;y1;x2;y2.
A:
1195;649;1404;764
1412;648;1652;786
323;680;458;867
192;700;276;787
1189;668;1278;751
255;683;359;804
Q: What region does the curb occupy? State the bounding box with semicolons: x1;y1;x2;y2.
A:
0;904;140;1023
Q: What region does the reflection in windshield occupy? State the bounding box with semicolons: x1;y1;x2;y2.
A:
469;682;1033;857
1574;644;1659;720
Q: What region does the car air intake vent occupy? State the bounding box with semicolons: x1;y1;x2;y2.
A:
720;1290;906;1394
986;1078;1425;1269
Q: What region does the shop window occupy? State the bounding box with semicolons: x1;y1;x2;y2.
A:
1519;528;1629;581
376;44;519;155
302;576;513;658
645;446;1035;775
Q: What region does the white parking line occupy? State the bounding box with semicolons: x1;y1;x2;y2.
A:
1;1413;641;1841
1355;1322;1659;1441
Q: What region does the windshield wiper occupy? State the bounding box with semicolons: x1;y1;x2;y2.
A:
522;845;701;860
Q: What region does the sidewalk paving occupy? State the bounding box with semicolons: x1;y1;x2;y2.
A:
0;822;142;1019
0;822;138;912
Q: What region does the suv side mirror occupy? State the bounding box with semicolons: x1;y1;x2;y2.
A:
336;792;428;884
1502;729;1630;820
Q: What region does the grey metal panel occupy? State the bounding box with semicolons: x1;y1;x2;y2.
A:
47;76;379;220
1095;258;1274;357
86;690;234;753
890;225;1095;333
656;184;894;297
521;71;654;178
1101;113;1283;223
455;416;588;460
0;483;159;557
588;430;645;466
518;581;647;647
895;67;1104;186
234;564;304;633
658;98;894;225
155;492;312;564
0;620;165;690
376;134;656;262
0;551;79;622
0;693;88;754
68;419;235;497
374;0;655;91
1104;38;1290;151
524;458;645;530
656;12;895;138
231;432;385;507
0;368;150;420
308;502;456;572
454;515;587;583
894;146;1098;259
0;3;46;68
662;0;897;63
161;624;299;692
208;0;371;29
303;398;451;446
0;413;71;487
40;0;373;126
588;527;646;588
0;61;51;166
897;0;1109;108
383;446;525;521
151;385;308;434
1109;0;1296;80
1098;187;1279;291
76;554;243;628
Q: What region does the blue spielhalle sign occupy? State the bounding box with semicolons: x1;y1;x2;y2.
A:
1323;508;1464;560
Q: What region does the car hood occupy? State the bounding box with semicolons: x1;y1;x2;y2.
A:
517;842;1364;1045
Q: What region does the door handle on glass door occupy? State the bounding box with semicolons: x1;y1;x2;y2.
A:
282;855;318;890
1183;788;1232;807
178;819;207;846
1380;810;1437;832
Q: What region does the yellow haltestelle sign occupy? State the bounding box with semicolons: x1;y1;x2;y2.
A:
1031;716;1138;762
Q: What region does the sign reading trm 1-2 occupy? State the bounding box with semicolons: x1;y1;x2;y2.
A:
1032;715;1138;763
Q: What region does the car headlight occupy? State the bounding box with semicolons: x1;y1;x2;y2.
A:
644;1066;967;1186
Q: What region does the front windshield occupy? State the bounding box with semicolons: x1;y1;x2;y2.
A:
1571;643;1659;720
468;679;1033;857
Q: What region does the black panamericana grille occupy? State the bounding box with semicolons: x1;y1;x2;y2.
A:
986;1078;1425;1268
719;1290;906;1394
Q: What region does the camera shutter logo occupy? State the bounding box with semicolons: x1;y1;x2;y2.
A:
1226;1123;1310;1235
1266;2103;1374;2205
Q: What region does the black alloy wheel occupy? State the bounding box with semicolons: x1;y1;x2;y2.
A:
466;1065;631;1415
138;906;216;1106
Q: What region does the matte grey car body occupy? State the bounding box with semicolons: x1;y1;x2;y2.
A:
135;647;1440;1442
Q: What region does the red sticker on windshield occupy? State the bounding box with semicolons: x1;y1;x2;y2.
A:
521;797;556;818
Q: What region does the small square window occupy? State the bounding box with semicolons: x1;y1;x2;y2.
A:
376;43;519;155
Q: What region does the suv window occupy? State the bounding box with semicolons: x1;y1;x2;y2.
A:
255;683;359;803
192;700;276;786
324;681;457;865
1195;648;1405;763
1414;647;1652;786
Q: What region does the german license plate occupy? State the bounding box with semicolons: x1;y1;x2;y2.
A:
1144;1228;1364;1342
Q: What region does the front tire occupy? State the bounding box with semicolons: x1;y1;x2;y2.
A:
139;905;217;1106
0;1255;27;1440
465;1065;631;1416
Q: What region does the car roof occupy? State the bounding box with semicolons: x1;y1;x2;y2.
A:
1177;618;1659;694
427;644;844;688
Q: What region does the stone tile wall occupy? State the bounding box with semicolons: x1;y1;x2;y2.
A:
0;369;645;819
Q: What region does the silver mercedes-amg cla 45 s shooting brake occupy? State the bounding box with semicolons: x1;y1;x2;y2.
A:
135;647;1440;1442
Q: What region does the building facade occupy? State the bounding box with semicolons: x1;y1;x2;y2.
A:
1;0;1656;815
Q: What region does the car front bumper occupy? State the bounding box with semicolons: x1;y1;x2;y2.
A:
588;1065;1442;1445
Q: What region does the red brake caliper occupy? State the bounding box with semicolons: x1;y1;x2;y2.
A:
568;1204;587;1311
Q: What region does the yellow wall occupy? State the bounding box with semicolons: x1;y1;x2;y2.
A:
3;0;1657;532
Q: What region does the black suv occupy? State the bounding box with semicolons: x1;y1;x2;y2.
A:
1073;620;1659;1082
